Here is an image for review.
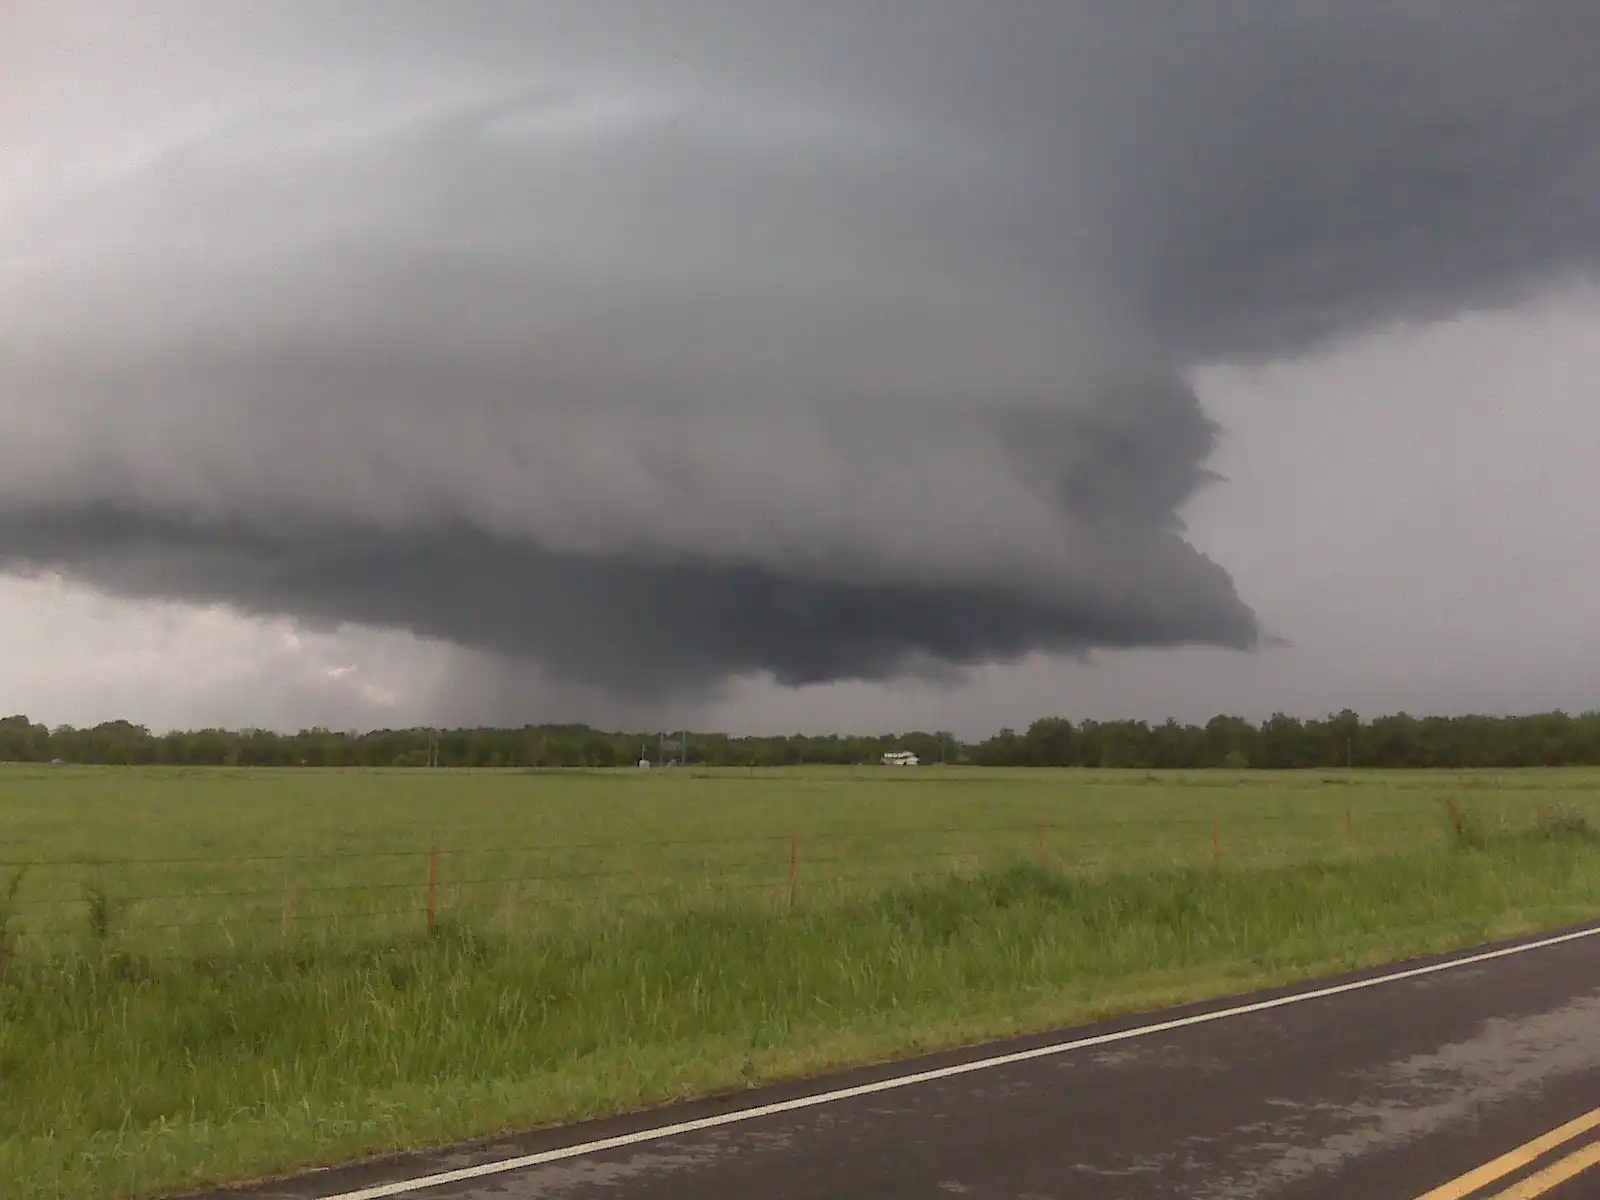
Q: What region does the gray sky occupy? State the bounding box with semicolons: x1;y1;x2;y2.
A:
3;2;1599;735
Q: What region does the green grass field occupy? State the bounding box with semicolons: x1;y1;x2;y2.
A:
2;766;1598;1198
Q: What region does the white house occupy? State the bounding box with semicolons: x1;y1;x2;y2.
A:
881;750;920;767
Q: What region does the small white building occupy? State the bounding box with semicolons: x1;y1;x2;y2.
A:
881;750;920;767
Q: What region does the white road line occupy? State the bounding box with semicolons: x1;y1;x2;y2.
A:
318;923;1600;1199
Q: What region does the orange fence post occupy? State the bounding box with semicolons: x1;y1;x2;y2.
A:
427;844;439;935
788;831;798;909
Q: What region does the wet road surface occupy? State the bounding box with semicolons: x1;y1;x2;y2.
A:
198;922;1600;1200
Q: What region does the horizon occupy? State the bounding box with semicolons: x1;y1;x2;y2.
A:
7;704;1599;744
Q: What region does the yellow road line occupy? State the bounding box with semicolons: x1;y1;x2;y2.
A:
1485;1139;1600;1198
1413;1106;1600;1199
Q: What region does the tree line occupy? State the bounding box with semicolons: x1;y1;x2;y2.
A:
3;709;1600;770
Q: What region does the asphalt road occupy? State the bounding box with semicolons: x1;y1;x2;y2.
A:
201;922;1600;1200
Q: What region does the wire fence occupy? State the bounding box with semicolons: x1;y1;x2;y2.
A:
4;798;1567;955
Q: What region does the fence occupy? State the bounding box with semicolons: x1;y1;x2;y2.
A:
1;799;1544;955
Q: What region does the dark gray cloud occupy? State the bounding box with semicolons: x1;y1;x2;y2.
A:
2;2;1598;701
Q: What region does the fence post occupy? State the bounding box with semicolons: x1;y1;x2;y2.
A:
281;876;295;940
427;843;439;935
789;831;798;910
1212;815;1221;869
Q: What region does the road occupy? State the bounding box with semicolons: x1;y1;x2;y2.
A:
202;922;1600;1200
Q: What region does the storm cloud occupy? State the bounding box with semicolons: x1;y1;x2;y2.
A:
3;2;1598;700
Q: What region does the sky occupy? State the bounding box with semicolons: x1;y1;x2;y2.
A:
3;2;1599;737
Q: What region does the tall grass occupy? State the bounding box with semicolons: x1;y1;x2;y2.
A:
1;811;1596;1200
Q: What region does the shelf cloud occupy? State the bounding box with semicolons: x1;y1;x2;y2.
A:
3;3;1597;699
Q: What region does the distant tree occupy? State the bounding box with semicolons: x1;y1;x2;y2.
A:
7;708;1600;772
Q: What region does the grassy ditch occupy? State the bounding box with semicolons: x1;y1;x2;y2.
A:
0;808;1596;1199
